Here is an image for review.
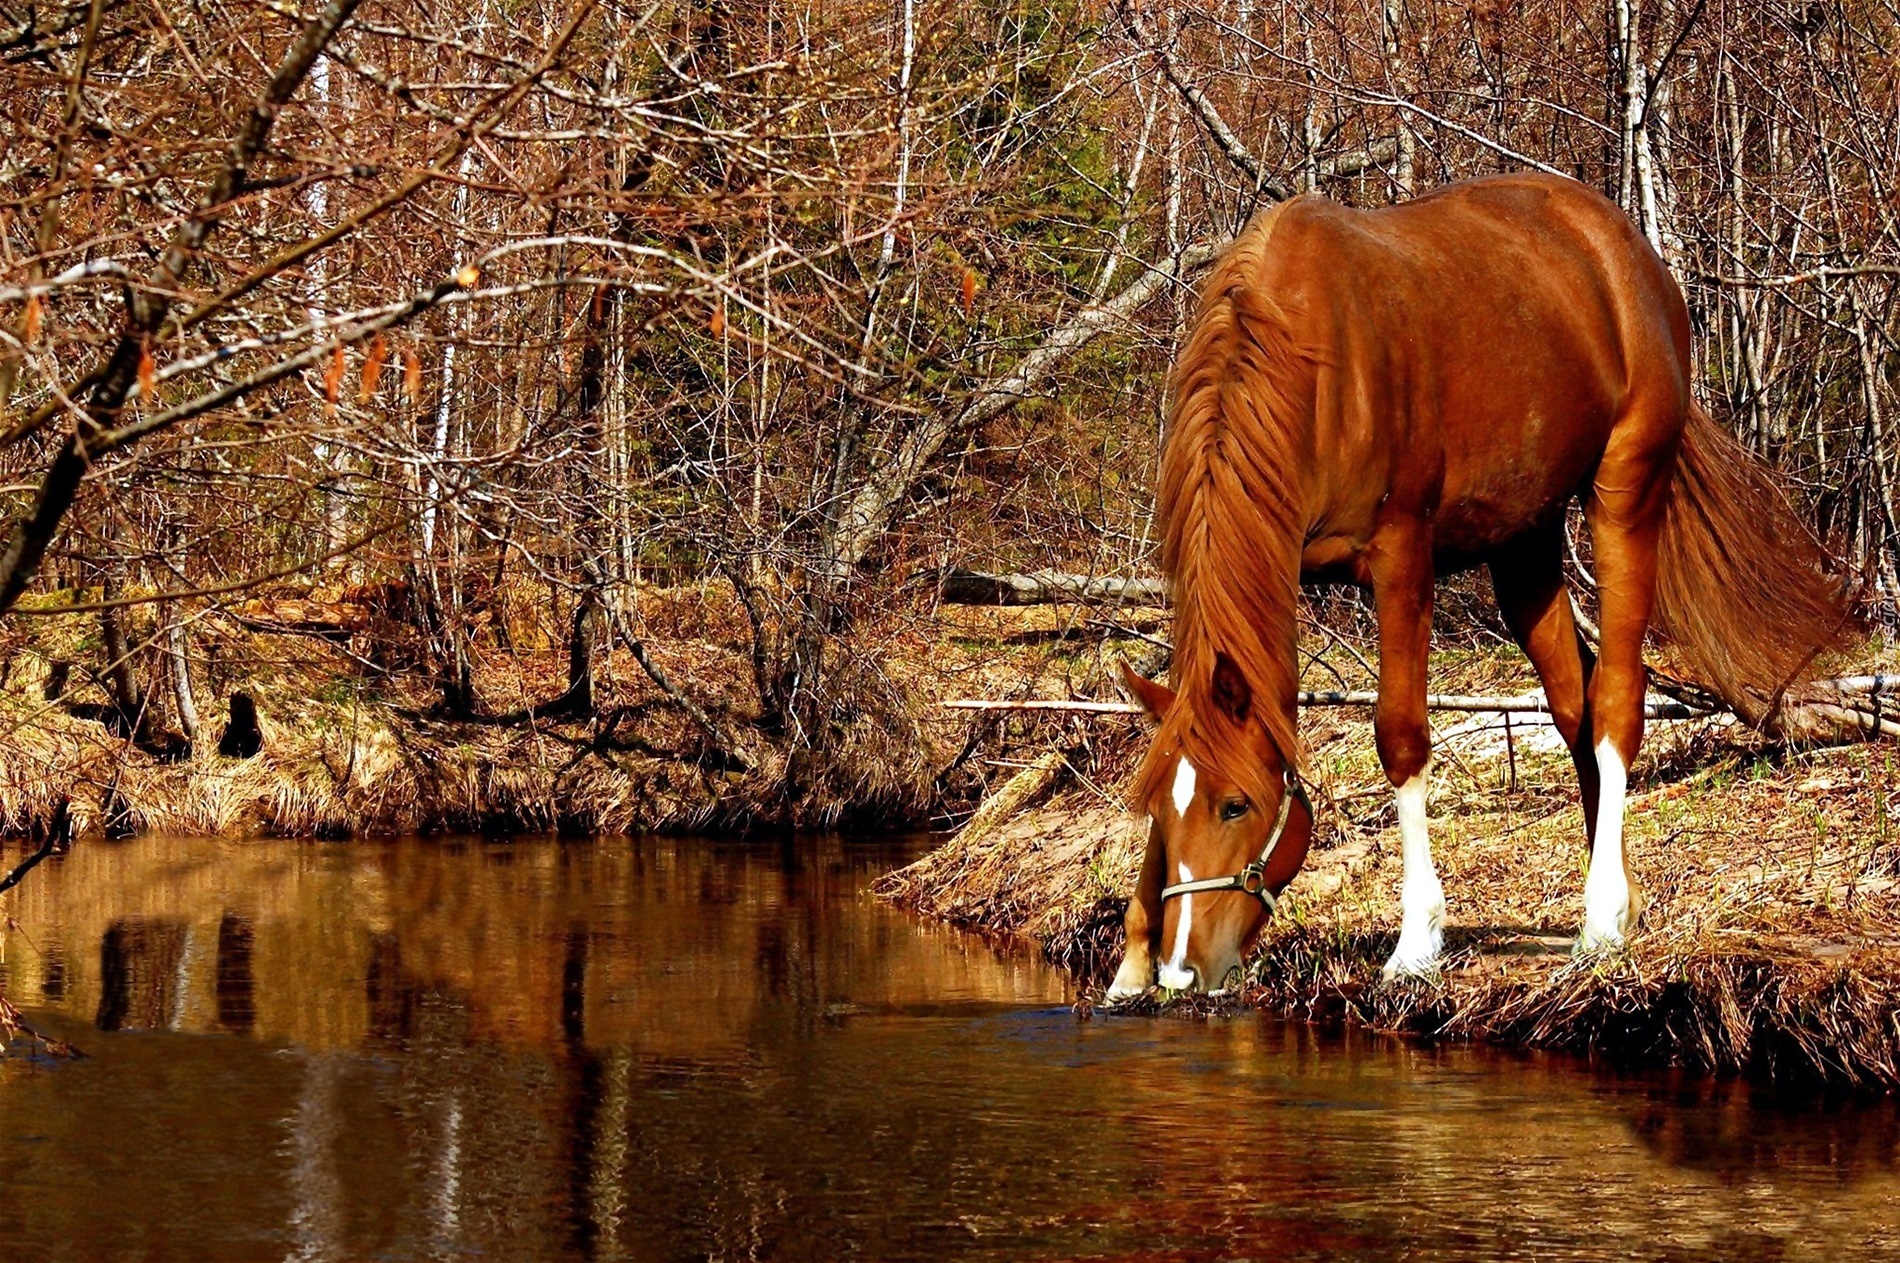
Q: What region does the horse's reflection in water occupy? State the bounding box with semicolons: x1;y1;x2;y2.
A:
1620;1076;1900;1183
1110;173;1849;1000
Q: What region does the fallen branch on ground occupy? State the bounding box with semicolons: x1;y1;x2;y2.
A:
605;608;740;759
932;569;1169;607
1787;701;1900;740
940;691;1709;718
959;751;1067;844
942;672;1900;735
1807;675;1900;696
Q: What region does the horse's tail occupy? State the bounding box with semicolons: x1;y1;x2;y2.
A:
1651;403;1854;725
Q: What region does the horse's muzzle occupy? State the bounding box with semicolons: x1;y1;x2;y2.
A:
1156;961;1198;991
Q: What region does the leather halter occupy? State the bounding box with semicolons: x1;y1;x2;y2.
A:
1158;771;1309;915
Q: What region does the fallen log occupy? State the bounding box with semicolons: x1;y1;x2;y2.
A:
959;750;1067;844
1804;674;1900;697
223;597;368;640
1785;700;1900;741
942;686;1900;745
944;699;1147;715
934;569;1168;607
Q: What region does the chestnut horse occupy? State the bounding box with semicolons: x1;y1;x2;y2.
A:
1110;172;1847;999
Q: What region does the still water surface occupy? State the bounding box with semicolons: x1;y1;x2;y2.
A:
2;832;1899;1261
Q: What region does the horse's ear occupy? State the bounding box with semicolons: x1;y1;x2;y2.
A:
1211;651;1252;723
1119;661;1175;720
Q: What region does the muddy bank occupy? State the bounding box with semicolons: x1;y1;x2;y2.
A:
881;712;1900;1088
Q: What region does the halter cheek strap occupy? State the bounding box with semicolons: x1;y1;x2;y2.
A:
1158;773;1309;914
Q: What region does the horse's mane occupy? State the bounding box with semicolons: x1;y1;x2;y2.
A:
1134;203;1320;813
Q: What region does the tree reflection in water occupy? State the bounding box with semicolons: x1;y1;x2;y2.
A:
215;913;256;1033
0;833;1896;1262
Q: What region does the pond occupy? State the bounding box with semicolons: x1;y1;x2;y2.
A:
2;832;1898;1261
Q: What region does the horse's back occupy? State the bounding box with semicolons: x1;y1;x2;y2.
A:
1264;174;1690;570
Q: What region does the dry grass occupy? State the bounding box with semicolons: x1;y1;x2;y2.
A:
882;639;1900;1089
0;697;770;839
0;580;943;839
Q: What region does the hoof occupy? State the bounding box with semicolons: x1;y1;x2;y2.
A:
1381;954;1442;982
1579;872;1639;957
1104;954;1154;1006
1382;930;1444;981
1575;893;1636;958
1572;922;1628;958
1386;884;1446;982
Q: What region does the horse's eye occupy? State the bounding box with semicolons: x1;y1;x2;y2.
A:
1219;799;1250;822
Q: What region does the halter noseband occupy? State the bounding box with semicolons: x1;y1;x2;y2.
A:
1158;770;1310;915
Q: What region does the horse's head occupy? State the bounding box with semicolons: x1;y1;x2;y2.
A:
1122;657;1313;994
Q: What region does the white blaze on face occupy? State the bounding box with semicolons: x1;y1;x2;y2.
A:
1171;756;1198;818
1157;861;1196;990
1580;738;1632;949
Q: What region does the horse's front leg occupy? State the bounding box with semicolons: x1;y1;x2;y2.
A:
1105;820;1165;1001
1368;526;1443;979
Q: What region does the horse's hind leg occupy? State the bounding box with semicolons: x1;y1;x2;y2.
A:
1577;412;1676;949
1489;525;1600;841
